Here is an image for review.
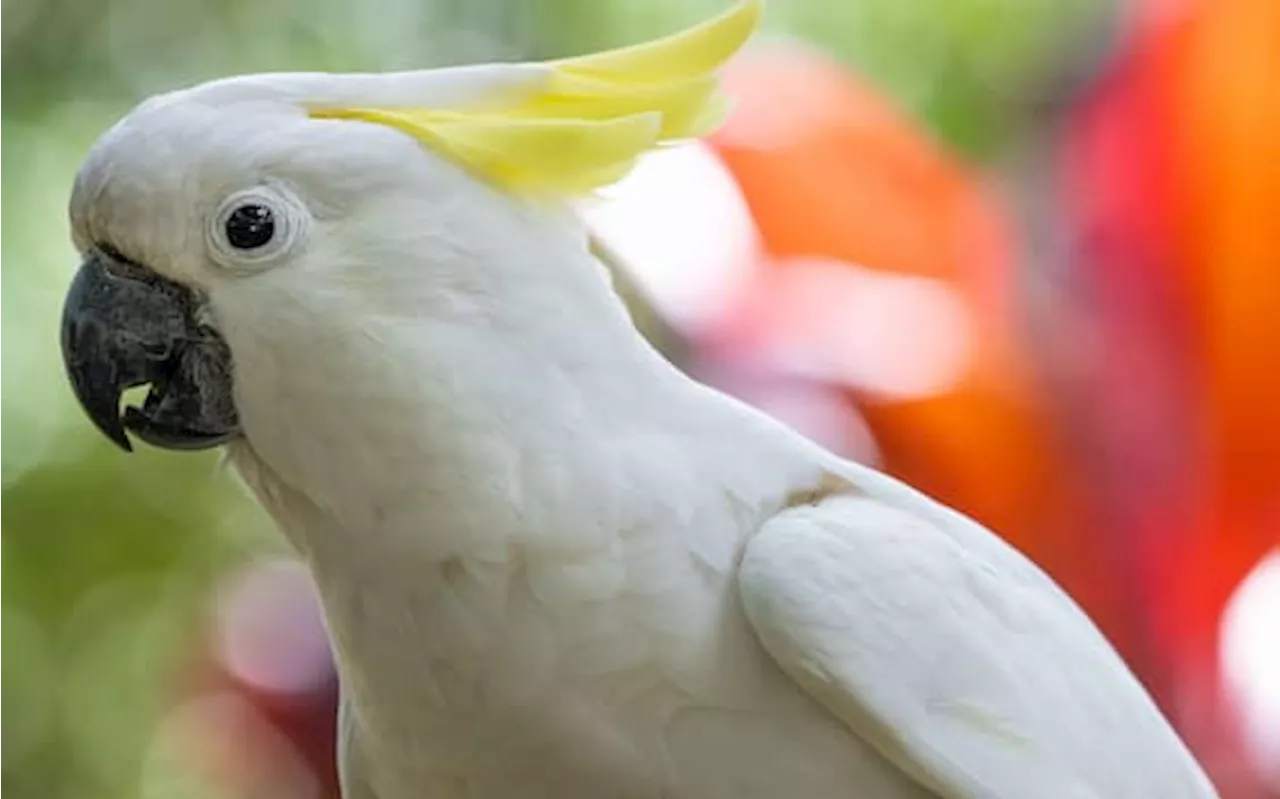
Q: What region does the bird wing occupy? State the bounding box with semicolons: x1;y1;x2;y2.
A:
737;492;1218;799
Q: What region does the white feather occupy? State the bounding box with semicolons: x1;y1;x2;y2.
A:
188;63;554;110
71;70;1219;799
739;491;1220;799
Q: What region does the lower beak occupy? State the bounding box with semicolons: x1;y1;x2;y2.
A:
60;252;239;452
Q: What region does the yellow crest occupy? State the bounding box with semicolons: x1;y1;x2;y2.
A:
312;1;762;196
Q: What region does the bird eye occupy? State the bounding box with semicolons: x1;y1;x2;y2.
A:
224;203;275;250
208;184;309;271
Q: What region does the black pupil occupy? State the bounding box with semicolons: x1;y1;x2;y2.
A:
225;204;275;250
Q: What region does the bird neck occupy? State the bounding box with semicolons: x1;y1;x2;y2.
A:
224;246;693;558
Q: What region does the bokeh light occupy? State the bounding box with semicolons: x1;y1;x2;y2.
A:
1221;549;1280;789
581;142;760;333
213;559;331;699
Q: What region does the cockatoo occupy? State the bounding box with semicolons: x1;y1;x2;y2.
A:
59;2;1219;797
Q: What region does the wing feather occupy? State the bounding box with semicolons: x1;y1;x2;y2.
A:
738;494;1218;799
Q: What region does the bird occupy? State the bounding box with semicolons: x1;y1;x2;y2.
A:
58;2;1219;797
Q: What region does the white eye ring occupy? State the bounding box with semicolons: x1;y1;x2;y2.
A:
207;183;310;271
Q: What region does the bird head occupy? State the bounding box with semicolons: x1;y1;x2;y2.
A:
60;0;760;456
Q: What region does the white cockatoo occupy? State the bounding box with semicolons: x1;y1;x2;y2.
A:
60;2;1220;797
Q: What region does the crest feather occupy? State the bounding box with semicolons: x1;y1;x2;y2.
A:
311;0;762;196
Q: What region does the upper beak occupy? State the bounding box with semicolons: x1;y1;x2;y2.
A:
60;251;239;452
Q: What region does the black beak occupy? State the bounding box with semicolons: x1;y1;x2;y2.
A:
60;251;240;452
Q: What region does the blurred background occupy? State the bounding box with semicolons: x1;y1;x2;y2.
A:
3;0;1278;796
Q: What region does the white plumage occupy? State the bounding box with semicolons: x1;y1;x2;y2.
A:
65;4;1219;797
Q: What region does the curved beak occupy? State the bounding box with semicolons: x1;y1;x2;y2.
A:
60;251;239;452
